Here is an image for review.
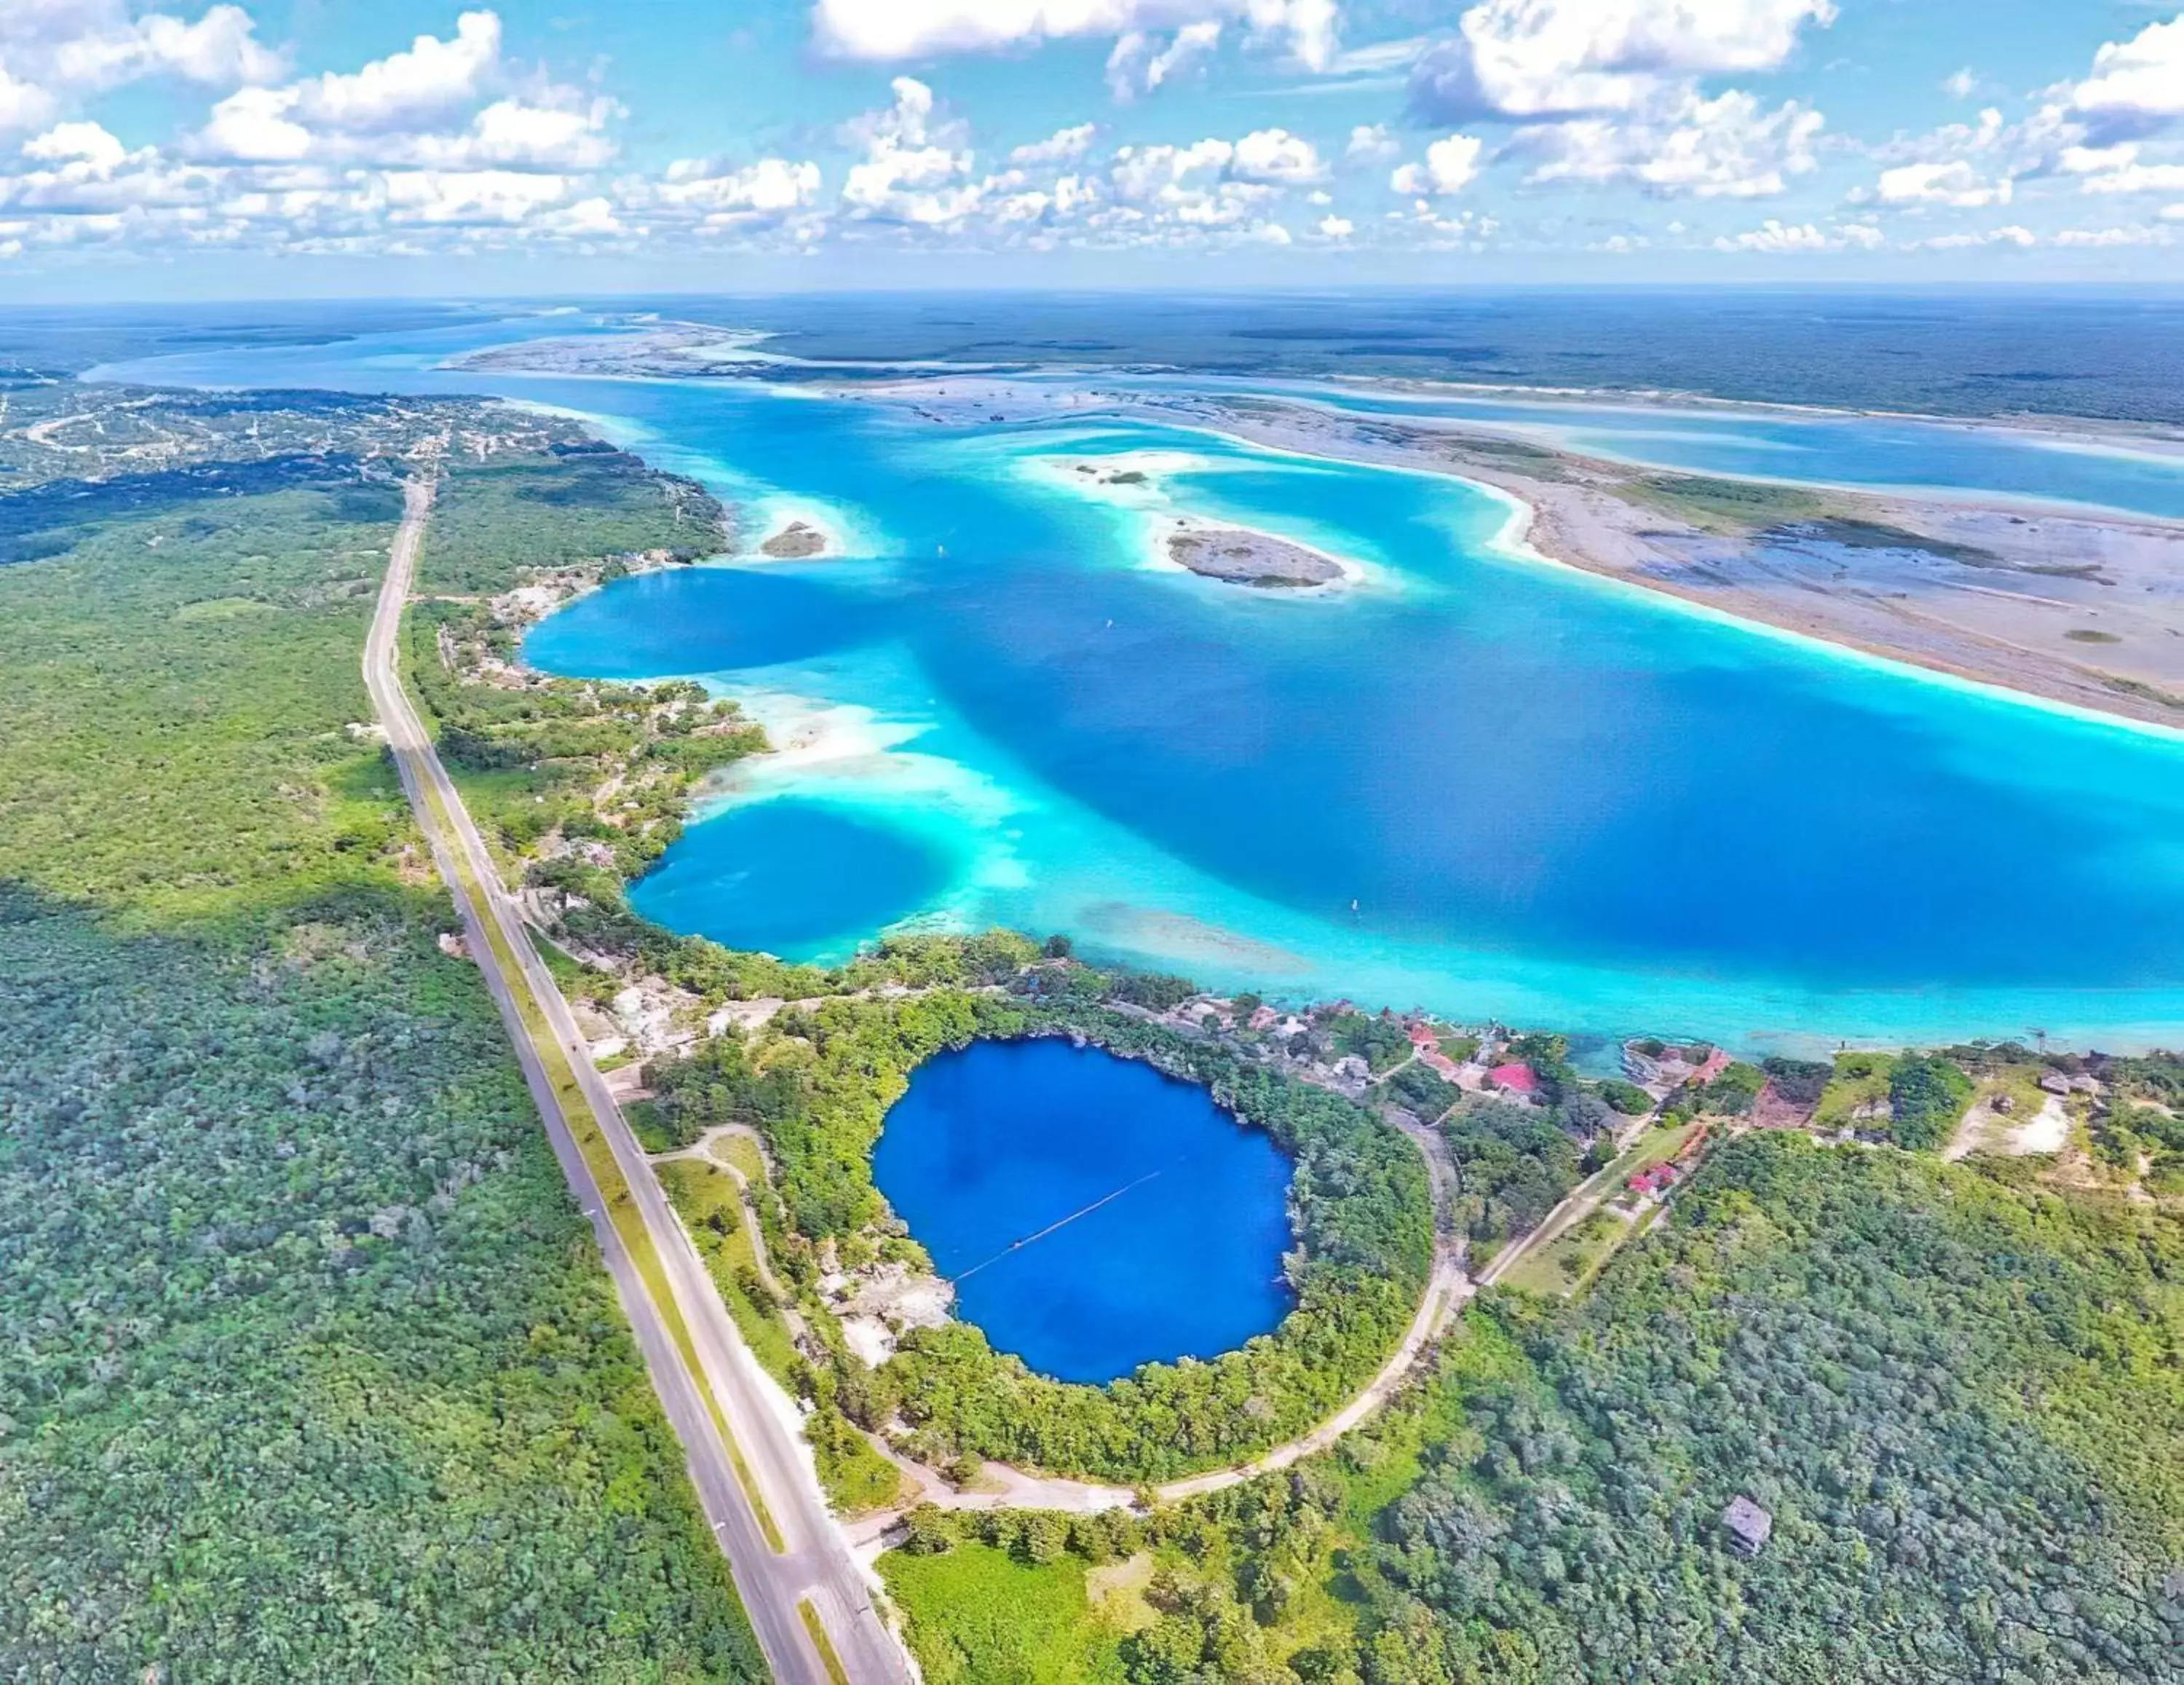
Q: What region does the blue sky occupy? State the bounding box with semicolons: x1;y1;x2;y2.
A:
1;1;2180;297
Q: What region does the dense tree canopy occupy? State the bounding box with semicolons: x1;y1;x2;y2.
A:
882;1134;2184;1685
1372;1135;2183;1683
1443;1099;1587;1246
0;431;762;1680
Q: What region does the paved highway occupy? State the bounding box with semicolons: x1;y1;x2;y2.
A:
366;475;911;1684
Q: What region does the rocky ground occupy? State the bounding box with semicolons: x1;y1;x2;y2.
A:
1166;518;1345;588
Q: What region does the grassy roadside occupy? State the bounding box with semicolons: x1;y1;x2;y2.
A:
800;1600;853;1685
654;1151;909;1515
657;1158;807;1383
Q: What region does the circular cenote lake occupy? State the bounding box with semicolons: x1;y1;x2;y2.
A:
872;1038;1296;1384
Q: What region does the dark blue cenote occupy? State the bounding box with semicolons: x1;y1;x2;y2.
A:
871;1038;1295;1384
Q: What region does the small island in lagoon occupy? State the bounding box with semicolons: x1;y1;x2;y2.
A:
1166;519;1347;588
759;518;828;559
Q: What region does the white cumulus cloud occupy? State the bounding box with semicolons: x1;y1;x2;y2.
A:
1390;132;1483;196
1230;127;1324;183
20;118;124;170
0;1;285;134
2054;223;2172;246
657;155;823;221
1911;225;2036;250
301;11;500;130
1345;122;1398;163
48;5;282;93
812;0;1338;75
1409;0;1835;122
1876;159;2011;208
196;12;512;162
840;76;984;226
1713;217;1880;253
2069;13;2184;133
1107;133;1313;229
1010;122;1096;165
1514;89;1822;198
1106;20;1221;99
0;66;58;135
381;166;571;226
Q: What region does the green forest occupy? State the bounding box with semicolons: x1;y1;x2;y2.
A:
0;426;763;1680
1372;1134;2182;1682
417;439;728;593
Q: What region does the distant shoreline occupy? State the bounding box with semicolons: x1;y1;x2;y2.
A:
443;316;2184;453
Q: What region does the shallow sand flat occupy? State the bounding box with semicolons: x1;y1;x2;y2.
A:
1073;901;1313;975
739;490;863;561
450;322;778;374
1032;449;1235;500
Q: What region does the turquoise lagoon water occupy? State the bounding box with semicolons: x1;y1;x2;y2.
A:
871;1038;1294;1382
626;799;952;957
91;314;2184;1051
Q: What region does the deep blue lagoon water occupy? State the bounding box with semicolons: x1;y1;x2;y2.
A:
88;307;2184;1051
870;1038;1294;1382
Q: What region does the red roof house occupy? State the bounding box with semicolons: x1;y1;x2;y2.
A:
1487;1062;1540;1095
